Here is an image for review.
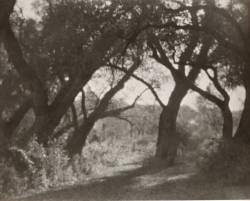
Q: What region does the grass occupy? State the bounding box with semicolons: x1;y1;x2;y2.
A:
13;161;234;201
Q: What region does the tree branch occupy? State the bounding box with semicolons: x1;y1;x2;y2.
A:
2;22;48;116
100;88;148;119
148;22;245;58
108;63;166;108
204;66;230;103
151;37;225;107
80;89;88;121
163;4;247;47
3;99;32;138
85;57;141;123
70;103;78;131
52;122;75;139
108;116;134;128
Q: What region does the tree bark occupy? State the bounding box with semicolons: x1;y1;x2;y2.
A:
64;60;140;157
66;118;95;157
154;14;200;163
234;74;250;142
152;34;234;142
16;71;94;147
156;81;189;164
3;99;32;138
221;104;233;140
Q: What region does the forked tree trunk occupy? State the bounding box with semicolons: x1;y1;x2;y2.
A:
156;81;189;164
64;60;140;157
18;75;91;148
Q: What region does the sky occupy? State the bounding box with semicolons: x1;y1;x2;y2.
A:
113;70;245;111
16;0;38;19
15;0;245;111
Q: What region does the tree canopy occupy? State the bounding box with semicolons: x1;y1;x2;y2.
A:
0;0;250;196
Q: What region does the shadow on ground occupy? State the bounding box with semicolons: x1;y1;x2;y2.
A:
10;160;239;201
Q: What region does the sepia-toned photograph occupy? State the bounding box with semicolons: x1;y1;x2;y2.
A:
0;0;250;200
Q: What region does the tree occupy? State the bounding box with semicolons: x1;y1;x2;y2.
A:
137;0;234;164
0;44;31;155
149;0;248;142
0;0;161;151
64;54;146;157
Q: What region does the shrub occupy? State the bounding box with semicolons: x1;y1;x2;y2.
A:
197;138;250;185
0;161;28;198
0;130;157;198
0;137;90;198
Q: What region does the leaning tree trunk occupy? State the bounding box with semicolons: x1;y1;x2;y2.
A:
235;6;250;143
65;118;96;157
234;75;250;143
221;104;233;140
156;81;189;164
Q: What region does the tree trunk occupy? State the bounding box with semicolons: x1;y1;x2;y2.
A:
234;76;250;143
235;1;250;143
17;69;95;148
3;99;32;138
2;5;123;148
156;81;189;164
221;104;233;140
65;118;96;157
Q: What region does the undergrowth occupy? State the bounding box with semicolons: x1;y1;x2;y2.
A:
0;133;156;199
197;138;250;185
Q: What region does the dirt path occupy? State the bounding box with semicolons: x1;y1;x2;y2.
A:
7;162;250;200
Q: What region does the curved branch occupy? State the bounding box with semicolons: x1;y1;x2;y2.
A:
108;63;166;108
52;122;75;139
148;22;245;58
70;103;78;131
100;88;148;119
2;23;48;115
108;116;134;128
88;58;141;122
151;38;225;107
80;89;88;121
204;66;230;103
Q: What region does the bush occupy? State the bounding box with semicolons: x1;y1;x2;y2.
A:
80;132;156;174
0;137;90;198
0;161;28;198
27;138;91;188
197;138;250;185
0;131;156;198
0;149;31;198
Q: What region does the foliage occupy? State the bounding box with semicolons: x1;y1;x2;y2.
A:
0;113;157;197
1;0;250;199
196;96;223;136
198;139;250;185
0;138;85;197
0;161;28;198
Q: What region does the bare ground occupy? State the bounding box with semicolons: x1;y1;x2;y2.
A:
6;161;250;201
